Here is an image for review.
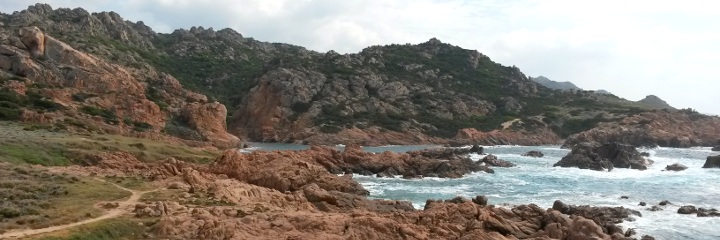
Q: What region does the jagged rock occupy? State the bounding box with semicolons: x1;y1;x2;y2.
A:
665;163;688;171
677;205;697;214
181;102;241;148
703;156;720;168
554;142;650;171
522;150;544;158
481;154;515;167
552;200;641;226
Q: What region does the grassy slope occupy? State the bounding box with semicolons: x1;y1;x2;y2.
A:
0;165;130;232
0;122;219;165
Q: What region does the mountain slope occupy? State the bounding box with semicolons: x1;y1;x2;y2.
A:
1;4;671;145
0;5;239;148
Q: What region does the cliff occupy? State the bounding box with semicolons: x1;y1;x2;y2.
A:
0;6;240;148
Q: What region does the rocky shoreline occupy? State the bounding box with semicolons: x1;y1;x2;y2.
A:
63;145;672;239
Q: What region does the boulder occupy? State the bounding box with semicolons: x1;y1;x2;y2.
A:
677;205;697;214
522;150;544;158
472;195;488;206
665;163;688;171
19;26;45;57
703;156;720;168
712;146;720;151
554;142;650;171
469;144;484;154
639;202;646;206
481;154;516;167
659;200;671;206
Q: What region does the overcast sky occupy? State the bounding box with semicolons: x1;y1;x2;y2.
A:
2;0;719;114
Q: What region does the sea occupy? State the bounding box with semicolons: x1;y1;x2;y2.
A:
245;143;720;240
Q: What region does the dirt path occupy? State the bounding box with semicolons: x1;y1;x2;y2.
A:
0;179;157;239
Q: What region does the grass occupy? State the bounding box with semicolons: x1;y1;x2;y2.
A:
0;122;220;166
0;165;130;232
33;218;155;240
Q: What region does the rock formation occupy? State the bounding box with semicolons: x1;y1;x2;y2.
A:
702;156;720;168
0;24;239;148
554;142;651;171
564;110;720;148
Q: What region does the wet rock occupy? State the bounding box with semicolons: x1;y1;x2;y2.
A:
472;195;488;206
677;205;697;214
712;146;720;151
697;208;720;217
641;235;656;240
522;150;544;158
481;154;515;167
625;228;637;237
469;144;484;154
639;202;647;206
647;206;663;211
553;142;613;171
553;143;652;171
640;152;650;157
659;200;671;206
702;156;720;168
665;163;688;171
620;196;629;199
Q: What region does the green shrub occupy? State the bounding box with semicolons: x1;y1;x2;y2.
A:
80;106;118;124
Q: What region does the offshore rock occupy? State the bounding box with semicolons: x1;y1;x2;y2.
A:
554;142;651;171
702;156;720;168
665;163;688;171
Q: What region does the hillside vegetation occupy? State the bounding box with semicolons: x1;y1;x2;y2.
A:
0;3;668;144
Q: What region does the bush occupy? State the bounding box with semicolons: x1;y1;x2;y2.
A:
80;106;118;124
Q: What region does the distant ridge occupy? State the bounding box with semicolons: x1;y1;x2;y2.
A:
531;76;580;91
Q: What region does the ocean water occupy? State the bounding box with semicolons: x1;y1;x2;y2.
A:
248;143;720;239
354;145;720;240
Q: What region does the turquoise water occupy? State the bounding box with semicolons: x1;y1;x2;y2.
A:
248;143;720;239
355;145;720;239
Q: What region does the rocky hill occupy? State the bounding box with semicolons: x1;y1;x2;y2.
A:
637;95;675;109
0;5;239;148
564;109;720;148
0;4;708;146
530;76;580;90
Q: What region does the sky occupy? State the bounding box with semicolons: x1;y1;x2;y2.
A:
1;0;719;115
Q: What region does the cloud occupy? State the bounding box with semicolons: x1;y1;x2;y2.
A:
1;0;718;114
